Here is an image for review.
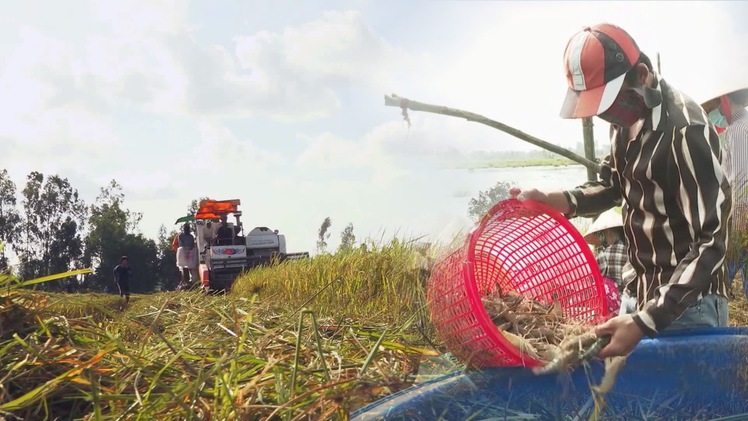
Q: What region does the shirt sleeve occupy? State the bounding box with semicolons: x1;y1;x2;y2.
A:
562;154;623;218
596;252;608;277
633;124;731;336
727;122;748;203
722;134;733;186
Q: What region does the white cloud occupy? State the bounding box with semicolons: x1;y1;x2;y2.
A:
24;7;431;122
0;1;745;257
189;120;288;175
413;1;746;152
90;0;189;37
226;10;431;120
3;4;433;123
296;132;374;171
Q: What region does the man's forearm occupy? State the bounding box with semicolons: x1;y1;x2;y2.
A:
562;183;621;218
544;191;571;215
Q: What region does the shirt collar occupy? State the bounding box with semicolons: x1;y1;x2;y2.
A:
649;73;665;131
731;107;747;123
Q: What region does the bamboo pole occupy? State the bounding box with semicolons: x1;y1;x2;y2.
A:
384;94;602;175
582;117;597;182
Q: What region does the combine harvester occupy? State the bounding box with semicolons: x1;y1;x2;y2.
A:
191;199;309;293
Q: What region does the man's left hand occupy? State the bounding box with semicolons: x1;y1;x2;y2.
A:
594;314;645;358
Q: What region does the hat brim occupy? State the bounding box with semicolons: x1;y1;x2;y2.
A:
700;87;748;113
582;207;624;245
583;233;602;247
560;72;626;119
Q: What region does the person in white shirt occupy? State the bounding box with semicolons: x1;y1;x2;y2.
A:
702;86;748;298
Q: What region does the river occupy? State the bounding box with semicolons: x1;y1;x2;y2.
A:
360;164;593;249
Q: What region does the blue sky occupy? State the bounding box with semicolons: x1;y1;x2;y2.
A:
1;1;746;256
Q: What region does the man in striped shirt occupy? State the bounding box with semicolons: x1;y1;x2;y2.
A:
702;87;748;298
511;23;732;359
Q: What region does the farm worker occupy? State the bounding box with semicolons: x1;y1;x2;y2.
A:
582;206;626;315
701;85;748;298
113;256;133;303
510;23;731;359
214;214;234;245
176;223;199;289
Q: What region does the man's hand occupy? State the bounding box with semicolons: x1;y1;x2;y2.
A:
509;187;572;215
594;314;646;358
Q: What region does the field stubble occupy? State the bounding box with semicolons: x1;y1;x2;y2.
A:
2;239;748;420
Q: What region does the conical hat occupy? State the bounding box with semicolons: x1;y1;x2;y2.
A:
583;207;623;246
698;80;748;113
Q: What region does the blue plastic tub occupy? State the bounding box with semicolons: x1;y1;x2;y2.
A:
351;327;748;420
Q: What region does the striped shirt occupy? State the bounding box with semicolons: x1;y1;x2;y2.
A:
562;74;732;337
721;108;748;233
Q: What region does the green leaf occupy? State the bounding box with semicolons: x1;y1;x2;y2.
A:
17;268;93;288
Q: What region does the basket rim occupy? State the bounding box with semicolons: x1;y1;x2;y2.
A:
463;197;608;367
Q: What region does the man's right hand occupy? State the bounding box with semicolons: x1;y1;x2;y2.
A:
509;187;549;202
509;187;572;215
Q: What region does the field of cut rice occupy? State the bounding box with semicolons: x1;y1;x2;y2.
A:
2;239;748;420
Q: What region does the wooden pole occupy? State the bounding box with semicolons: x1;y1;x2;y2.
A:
384;94;602;174
582;117;597;182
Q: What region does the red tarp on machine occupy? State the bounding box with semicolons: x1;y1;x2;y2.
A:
194;199;241;220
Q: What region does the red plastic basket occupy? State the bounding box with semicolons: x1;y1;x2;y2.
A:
426;198;608;368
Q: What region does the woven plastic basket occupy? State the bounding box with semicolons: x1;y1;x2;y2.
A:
427;198;608;368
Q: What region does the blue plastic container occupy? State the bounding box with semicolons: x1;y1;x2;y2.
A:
351;327;748;419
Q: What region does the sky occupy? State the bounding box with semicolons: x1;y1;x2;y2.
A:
1;1;747;256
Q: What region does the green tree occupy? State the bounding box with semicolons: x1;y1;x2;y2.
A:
0;169;22;270
83;180;156;293
18;171;87;285
187;197;211;216
317;217;332;254
339;222;356;252
117;234;160;294
467;180;514;223
156;224;180;291
48;217;85;276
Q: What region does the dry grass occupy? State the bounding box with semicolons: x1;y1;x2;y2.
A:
231;240;436;331
3;237;748;420
481;291;590;365
0;239;448;421
729;277;748;326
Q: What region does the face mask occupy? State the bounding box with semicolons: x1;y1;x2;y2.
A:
597;232;609;248
598;89;648;127
708;108;728;145
708;108;728;130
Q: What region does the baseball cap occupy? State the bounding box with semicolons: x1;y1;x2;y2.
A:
560;23;641;119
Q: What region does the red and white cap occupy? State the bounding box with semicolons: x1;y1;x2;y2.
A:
560;23;641;119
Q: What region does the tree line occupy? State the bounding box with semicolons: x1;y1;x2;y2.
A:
0;168;513;295
0;169;366;295
0;169;196;293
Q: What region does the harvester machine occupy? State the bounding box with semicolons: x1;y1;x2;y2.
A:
192;199;310;294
